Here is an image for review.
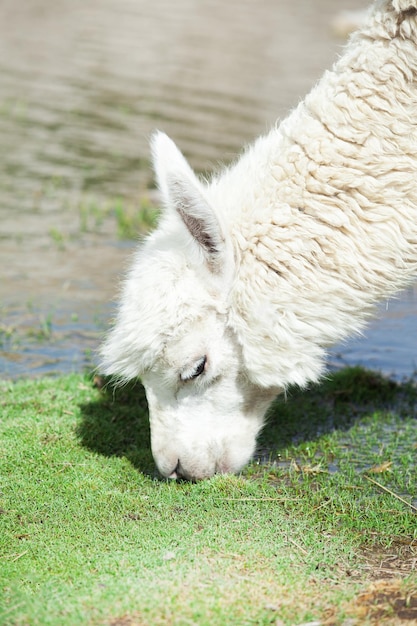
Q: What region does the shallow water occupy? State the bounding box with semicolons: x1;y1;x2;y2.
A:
0;0;415;379
329;288;417;380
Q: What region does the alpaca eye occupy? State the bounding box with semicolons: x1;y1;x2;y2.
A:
192;356;206;378
181;356;207;382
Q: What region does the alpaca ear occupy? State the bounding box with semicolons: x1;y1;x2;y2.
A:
151;131;225;271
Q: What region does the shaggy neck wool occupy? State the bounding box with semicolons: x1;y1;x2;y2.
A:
206;0;417;388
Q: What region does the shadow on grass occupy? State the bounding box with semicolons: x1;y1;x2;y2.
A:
77;378;156;478
77;367;415;477
256;366;415;461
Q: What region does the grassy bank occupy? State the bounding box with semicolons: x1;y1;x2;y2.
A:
1;368;416;625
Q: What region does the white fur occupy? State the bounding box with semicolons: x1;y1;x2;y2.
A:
101;0;417;480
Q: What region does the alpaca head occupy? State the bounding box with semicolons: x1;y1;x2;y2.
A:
100;132;277;480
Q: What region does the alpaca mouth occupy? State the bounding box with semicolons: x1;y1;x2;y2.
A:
163;455;239;482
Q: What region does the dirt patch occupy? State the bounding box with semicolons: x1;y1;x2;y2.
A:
338;540;417;625
345;579;417;624
361;538;417;580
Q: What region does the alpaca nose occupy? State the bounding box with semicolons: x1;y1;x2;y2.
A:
168;460;196;481
167;460;180;480
166;460;208;482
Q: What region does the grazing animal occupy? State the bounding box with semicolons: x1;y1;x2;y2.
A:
101;0;417;480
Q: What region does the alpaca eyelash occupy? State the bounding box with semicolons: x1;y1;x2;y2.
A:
180;356;207;382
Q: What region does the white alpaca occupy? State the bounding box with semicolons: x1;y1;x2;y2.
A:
101;0;417;480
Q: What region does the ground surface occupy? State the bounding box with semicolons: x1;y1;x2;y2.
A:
1;368;416;625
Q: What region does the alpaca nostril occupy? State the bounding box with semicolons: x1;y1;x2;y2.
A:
167;460;180;480
167;460;192;481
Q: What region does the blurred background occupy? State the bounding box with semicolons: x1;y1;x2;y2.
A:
0;0;415;379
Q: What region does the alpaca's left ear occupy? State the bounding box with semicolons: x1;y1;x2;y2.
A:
151;131;226;271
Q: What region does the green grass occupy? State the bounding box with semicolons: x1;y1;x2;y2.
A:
44;195;158;250
78;196;159;240
113;197;158;239
1;369;416;625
